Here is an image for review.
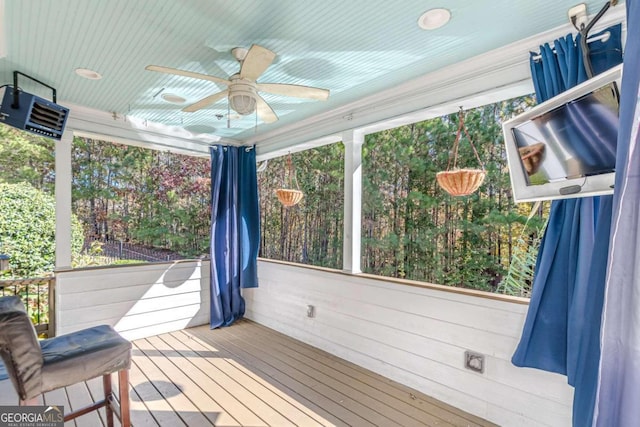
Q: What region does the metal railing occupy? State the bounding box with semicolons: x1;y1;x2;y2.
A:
0;276;55;337
83;238;187;263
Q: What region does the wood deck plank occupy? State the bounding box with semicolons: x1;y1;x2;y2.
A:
243;320;494;427
0;379;18;405
131;341;215;427
229;320;453;427
189;325;389;426
174;335;334;426
173;329;343;427
128;358;183;427
223;322;437;427
188;327;366;426
0;319;496;427
64;381;105;427
136;337;239;426
84;377;115;427
157;331;318;427
42;386;73;427
144;334;270;427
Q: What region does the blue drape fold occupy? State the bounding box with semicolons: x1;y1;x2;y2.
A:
511;25;622;427
209;145;260;329
594;1;640;425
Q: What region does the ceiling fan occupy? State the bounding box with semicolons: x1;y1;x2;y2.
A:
146;44;330;124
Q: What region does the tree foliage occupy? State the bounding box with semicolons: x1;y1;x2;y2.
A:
259;96;547;294
0;182;83;277
0;124;211;278
259;145;344;268
71;138;211;257
0;125;55;192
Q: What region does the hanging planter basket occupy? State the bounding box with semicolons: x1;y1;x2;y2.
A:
436;169;486;197
437;108;486;197
276;188;304;206
276;153;304;207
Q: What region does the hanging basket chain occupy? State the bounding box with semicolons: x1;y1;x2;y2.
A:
285;152;300;190
436;107;486;197
448;107;484;171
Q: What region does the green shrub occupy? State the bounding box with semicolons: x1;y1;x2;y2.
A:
0;183;83;278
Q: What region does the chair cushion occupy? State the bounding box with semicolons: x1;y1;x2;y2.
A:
0;296;43;399
40;325;131;393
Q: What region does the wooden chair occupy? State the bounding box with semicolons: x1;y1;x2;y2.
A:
0;296;132;426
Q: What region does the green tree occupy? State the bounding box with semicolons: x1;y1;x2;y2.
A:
360;95;545;292
0;183;83;278
259;145;344;268
71;139;211;257
0;124;55;192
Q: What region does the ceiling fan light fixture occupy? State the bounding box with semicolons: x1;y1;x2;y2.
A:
229;93;257;115
228;78;258;115
418;8;451;30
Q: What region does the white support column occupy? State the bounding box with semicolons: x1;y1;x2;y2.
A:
55;129;73;270
342;130;364;273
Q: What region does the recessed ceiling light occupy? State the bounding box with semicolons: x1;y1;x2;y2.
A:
161;93;186;104
75;68;102;80
418;8;451;30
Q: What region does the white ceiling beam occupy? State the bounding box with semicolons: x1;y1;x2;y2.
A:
64;103;240;157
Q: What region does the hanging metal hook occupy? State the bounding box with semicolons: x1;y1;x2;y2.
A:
580;0;617;78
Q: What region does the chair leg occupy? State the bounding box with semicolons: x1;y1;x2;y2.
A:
103;373;114;427
118;369;131;427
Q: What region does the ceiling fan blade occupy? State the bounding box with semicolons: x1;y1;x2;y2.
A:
257;83;329;100
255;95;278;123
146;65;230;86
240;45;276;81
182;90;229;113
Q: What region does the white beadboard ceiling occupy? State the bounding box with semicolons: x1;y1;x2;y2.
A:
0;0;624;150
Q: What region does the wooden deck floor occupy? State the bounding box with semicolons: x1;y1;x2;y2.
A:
0;320;496;427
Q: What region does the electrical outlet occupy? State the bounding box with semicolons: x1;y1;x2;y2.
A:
306;305;315;318
464;350;485;373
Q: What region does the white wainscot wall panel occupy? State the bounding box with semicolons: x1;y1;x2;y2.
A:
245;260;574;427
56;260;210;340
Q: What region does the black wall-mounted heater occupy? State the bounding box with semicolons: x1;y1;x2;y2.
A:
0;71;69;140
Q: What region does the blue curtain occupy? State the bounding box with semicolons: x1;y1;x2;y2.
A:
209;145;260;328
594;1;640;425
510;25;622;427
